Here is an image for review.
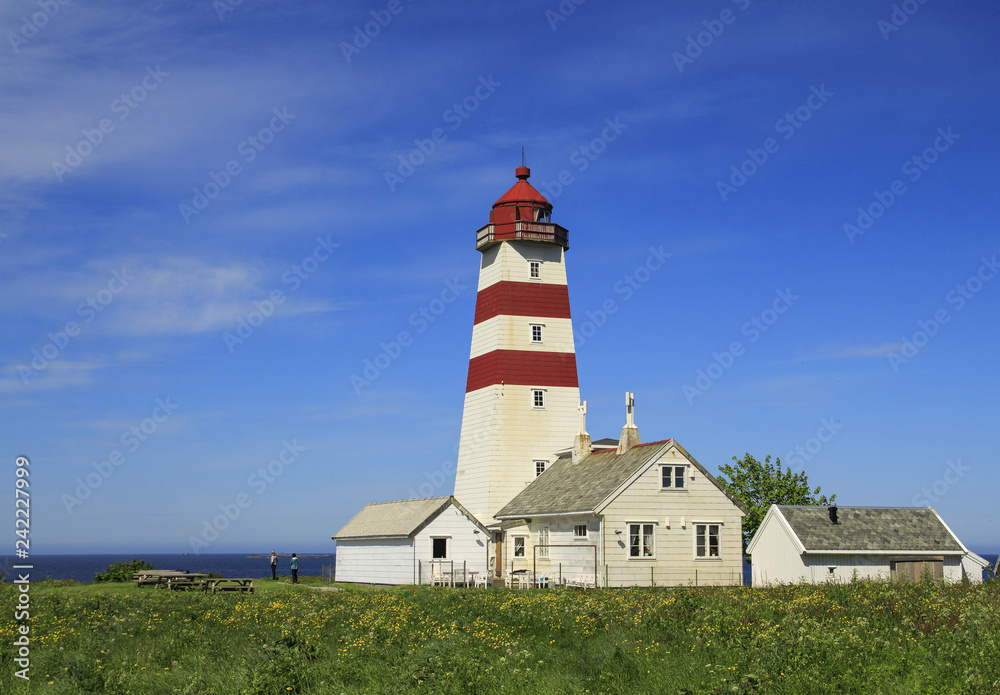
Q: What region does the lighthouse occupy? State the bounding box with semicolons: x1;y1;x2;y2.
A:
453;166;581;526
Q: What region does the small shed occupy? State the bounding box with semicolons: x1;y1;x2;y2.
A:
332;496;490;585
747;505;988;585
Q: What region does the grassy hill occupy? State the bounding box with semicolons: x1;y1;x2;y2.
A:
2;576;998;694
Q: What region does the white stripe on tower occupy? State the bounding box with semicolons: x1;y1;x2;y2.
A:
454;166;581;526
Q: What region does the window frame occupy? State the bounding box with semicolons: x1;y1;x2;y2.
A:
537;526;550;558
532;389;546;409
627;522;656;560
530;323;544;344
573;524;588;540
534;460;547;477
660;464;688;491
694;523;722;560
513;536;526;558
528;260;541;280
431;537;448;560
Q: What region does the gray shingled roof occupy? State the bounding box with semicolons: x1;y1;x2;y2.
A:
496;440;747;518
333;497;455;539
779;506;964;552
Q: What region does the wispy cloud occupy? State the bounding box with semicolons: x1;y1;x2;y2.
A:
797;343;904;362
0;359;101;392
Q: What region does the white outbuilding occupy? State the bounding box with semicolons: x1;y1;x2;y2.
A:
332;496;490;585
747;505;988;585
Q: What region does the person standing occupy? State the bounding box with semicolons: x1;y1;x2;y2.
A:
290;553;298;584
269;550;277;580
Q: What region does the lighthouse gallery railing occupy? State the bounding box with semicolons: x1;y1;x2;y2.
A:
476;221;569;250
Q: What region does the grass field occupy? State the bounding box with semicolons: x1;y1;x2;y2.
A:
2;575;998;694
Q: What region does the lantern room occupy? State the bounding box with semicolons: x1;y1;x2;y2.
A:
475;166;569;251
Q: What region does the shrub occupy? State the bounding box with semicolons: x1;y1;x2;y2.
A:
94;558;154;583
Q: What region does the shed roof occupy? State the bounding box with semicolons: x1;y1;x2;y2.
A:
332;496;486;540
777;506;965;553
496;439;747;519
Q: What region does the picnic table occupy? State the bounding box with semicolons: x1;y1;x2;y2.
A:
166;573;208;590
133;570;206;589
204;577;255;593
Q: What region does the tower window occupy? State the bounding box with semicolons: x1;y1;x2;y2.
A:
530;324;543;343
535;460;546;476
533;208;550;223
532;389;545;408
529;261;540;279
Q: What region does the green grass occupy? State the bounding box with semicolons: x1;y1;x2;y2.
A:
2;578;998;694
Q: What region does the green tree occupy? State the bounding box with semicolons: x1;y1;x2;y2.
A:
94;558;154;583
717;453;835;558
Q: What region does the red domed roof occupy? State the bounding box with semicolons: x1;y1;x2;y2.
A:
493;166;551;209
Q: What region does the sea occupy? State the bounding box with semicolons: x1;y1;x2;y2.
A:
2;553;994;585
0;553;335;584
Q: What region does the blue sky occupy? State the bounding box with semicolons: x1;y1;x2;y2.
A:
2;1;998;555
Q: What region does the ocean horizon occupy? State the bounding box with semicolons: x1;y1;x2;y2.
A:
1;553;336;584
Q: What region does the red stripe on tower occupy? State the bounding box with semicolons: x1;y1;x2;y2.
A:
466;350;579;392
473;282;572;324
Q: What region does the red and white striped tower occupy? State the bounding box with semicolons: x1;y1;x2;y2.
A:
454;165;580;525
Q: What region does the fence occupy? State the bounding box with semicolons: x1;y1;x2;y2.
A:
506;544;744;588
601;564;743;588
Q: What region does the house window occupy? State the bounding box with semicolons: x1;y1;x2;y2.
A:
695;524;720;558
628;523;654;558
530;324;543;343
574;524;588;540
513;536;526;557
532;389;545;408
432;537;448;559
535;460;547;477
538;526;550;558
529;260;540;279
661;465;687;490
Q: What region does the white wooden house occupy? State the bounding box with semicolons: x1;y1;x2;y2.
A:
747;504;989;585
332;496;490;585
494;429;747;588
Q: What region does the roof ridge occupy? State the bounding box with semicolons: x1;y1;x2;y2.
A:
368;496;450;506
633;438;672;448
